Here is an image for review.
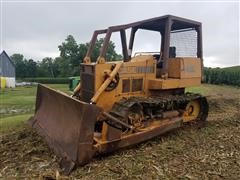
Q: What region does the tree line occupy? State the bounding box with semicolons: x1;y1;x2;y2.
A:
204;66;240;86
11;35;122;78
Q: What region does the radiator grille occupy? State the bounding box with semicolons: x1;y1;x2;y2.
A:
80;69;95;103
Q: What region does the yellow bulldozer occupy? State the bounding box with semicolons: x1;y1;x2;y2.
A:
30;15;208;174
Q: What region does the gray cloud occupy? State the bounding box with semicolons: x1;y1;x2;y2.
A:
1;1;239;67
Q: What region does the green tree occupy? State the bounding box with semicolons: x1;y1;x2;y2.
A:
26;59;37;77
37;57;55;77
90;38;122;61
54;57;71;77
58;35;82;76
204;66;240;86
10;35;122;78
57;35;122;77
11;54;27;78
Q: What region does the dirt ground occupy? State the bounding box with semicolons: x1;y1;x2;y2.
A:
0;84;239;179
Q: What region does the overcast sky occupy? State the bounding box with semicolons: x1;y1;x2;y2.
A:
1;1;239;67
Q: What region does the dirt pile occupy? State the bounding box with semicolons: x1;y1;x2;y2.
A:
0;127;59;179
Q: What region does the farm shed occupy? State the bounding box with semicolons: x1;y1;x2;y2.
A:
0;50;16;88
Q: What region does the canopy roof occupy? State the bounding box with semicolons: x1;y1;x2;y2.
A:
107;15;201;32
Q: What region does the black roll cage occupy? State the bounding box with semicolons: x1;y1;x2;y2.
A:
84;15;203;73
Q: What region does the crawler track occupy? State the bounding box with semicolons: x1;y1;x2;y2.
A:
106;93;209;130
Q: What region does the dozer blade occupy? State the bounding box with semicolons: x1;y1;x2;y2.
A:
29;84;101;174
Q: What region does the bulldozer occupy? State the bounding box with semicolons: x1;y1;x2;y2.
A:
30;15;209;174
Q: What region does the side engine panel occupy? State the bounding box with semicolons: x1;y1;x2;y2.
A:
95;56;156;111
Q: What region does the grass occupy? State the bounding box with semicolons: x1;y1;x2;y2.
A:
186;83;240;96
0;114;32;134
186;86;206;94
0;86;36;105
47;84;71;93
0;84;69;133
